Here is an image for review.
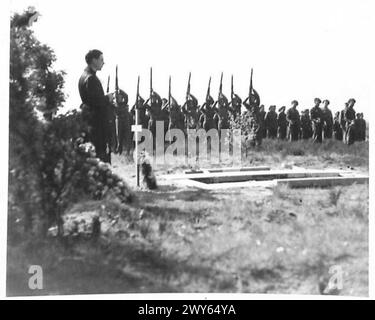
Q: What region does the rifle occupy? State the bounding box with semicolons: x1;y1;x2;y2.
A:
106;75;110;94
114;65;119;148
150;67;153;101
228;74;234;108
206;76;211;102
219;72;223;98
186;72;191;102
231;74;234;100
136;75;140;108
249;68;253;103
115;65;119;98
168;76;171;112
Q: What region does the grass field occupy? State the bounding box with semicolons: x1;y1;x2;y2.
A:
7;139;369;296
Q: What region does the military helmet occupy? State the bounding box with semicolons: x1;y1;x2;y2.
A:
171;96;179;108
314;97;322;104
218;92;229;105
249;94;258;104
206;94;214;105
187;93;198;106
232;93;242;104
137;95;145;104
151;91;162;106
117;89;128;105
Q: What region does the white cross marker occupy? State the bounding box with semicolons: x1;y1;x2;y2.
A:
132;109;142;187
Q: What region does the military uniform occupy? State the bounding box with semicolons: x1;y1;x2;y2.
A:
183;94;200;130
107;102;117;153
286;105;300;141
214;94;231;131
116;90;132;155
310;104;323;143
146;92;163;142
167;96;184;141
322;104;333;139
265;106;278;139
344;104;356;145
258;106;266;138
230;94;242;122
333;112;343;141
200;96;217;131
339;106;348;142
300;110;312;140
131;96;149;129
354;113;366;141
243;109;262;147
277;107;288;140
243;91;262;146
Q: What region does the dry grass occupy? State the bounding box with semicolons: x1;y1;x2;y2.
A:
7;140;369;296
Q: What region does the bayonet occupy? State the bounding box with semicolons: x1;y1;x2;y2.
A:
186;72;191;101
219;72;223;97
231;75;234;99
168;75;171;111
206;76;211;102
115;65;119;97
150;67;153;99
136;75;140;106
114;65;119;146
249;68;253;102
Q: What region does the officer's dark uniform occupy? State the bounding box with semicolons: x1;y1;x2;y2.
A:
277;108;288;140
286;107;300;141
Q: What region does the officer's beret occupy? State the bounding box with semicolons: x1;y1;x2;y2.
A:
314;98;321;104
291;100;298;105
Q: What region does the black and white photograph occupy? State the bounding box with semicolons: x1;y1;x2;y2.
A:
1;0;373;299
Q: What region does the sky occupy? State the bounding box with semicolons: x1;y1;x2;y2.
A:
8;0;375;116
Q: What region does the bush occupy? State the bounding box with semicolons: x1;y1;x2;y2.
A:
8;8;133;240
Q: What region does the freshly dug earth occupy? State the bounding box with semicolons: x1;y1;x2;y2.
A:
7;139;369;296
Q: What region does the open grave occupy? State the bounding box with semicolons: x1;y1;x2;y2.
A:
160;166;369;190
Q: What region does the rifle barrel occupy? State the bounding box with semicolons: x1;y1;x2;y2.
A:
150;67;153;98
231;75;233;98
206;76;211;101
115;65;119;94
219;72;223;95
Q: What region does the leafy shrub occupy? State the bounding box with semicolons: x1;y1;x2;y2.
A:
8;8;133;240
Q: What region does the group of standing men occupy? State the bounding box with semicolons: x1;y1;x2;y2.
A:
259;97;366;145
78;50;367;164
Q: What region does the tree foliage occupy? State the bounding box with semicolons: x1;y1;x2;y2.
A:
8;8;133;241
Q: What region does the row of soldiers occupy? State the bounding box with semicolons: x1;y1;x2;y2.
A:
108;70;249;155
107;70;366;156
259;98;366;145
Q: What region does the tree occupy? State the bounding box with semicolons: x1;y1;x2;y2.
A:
8;8;133;240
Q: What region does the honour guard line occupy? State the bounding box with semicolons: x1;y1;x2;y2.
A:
79;50;366;187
